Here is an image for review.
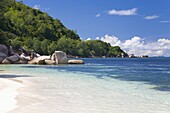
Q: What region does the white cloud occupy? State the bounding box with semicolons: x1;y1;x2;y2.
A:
96;37;100;40
145;15;159;20
33;5;40;10
95;13;101;17
159;20;170;23
87;38;91;41
101;34;122;46
108;8;138;16
122;36;144;48
100;34;170;57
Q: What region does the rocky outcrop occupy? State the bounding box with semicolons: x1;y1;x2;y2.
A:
51;51;68;64
68;60;84;64
0;44;85;65
28;52;85;65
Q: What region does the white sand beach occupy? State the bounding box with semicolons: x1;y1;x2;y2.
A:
0;78;22;113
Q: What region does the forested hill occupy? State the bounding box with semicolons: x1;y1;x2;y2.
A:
0;0;128;58
0;0;79;41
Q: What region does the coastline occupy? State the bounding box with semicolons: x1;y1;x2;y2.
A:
0;77;23;113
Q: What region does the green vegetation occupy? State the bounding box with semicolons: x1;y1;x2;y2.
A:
0;0;127;58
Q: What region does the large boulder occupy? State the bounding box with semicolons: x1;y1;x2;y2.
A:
28;56;50;65
0;52;7;58
6;53;20;63
1;53;20;64
51;51;68;64
0;44;8;55
68;60;84;64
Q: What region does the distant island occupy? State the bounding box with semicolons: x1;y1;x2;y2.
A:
0;0;147;60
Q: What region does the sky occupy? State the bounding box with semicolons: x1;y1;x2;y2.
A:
17;0;170;56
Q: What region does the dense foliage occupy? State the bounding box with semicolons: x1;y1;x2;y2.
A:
0;0;127;57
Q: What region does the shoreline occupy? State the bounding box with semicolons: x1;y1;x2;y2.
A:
0;77;23;113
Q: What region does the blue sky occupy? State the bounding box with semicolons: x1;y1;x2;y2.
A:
17;0;170;56
17;0;170;40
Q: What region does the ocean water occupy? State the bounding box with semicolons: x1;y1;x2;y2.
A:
1;58;170;113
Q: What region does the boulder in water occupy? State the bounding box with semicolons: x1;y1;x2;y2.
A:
51;51;68;64
68;60;84;64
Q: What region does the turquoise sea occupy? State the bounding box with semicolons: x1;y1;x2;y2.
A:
1;58;170;113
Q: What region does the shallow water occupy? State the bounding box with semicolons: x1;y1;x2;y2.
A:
0;58;170;113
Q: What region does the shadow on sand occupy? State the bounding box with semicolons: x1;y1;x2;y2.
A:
0;74;31;78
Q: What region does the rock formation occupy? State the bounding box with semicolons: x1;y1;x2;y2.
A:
0;44;85;65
